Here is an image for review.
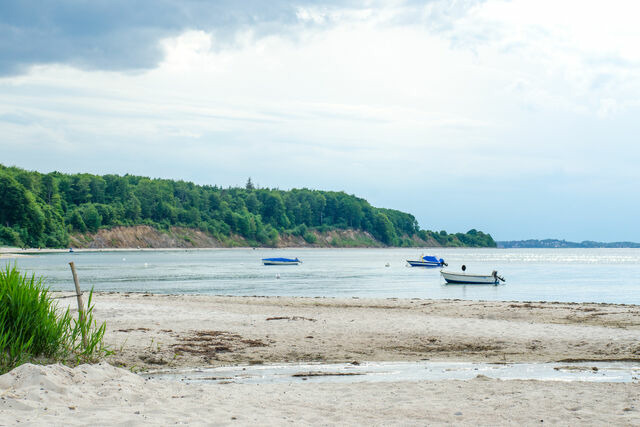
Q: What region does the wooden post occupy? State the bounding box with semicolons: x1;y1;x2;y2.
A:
69;261;87;346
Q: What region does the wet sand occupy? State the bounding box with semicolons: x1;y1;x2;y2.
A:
1;362;638;425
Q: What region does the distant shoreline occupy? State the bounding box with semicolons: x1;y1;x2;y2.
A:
3;244;640;258
0;246;447;257
498;239;640;248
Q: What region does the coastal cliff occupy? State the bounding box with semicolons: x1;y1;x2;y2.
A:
68;225;439;249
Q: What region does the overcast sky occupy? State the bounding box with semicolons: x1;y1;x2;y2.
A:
2;0;640;241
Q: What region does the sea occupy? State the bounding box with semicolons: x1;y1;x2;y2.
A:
6;248;640;305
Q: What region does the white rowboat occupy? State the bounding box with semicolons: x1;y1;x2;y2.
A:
441;270;504;285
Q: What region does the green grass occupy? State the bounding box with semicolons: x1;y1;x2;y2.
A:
0;264;110;374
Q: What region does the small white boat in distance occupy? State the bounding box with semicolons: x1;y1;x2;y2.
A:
262;257;301;266
441;270;505;285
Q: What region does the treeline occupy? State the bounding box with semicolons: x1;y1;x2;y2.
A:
0;165;496;248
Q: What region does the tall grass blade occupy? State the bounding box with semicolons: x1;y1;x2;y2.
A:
0;263;109;373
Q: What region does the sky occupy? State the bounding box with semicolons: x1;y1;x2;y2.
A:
1;0;640;242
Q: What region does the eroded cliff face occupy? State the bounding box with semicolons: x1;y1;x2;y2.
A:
69;226;229;249
69;226;438;249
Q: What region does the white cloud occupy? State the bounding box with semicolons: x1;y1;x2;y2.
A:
2;0;640;239
445;0;640;115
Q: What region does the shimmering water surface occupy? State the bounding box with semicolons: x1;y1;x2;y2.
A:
7;248;640;304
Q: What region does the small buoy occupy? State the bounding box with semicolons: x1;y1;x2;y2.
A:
276;273;281;279
144;263;148;268
385;263;390;267
122;258;126;261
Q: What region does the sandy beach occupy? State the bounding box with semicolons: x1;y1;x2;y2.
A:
1;293;639;425
85;293;640;369
1;361;638;426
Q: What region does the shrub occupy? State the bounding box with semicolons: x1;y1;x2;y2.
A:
303;232;317;244
0;226;23;247
0;264;109;373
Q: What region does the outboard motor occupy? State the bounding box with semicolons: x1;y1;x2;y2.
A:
439;258;448;267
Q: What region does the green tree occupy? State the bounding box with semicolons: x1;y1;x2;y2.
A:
0;226;23;247
89;176;107;203
69;210;87;232
0;173;29;228
0;174;45;246
124;196;141;222
83;204;102;232
261;193;289;228
245;192;259;213
40;174;59;206
71;175;92;204
373;213;395;245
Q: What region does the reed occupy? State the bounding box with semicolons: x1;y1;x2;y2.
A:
0;264;109;374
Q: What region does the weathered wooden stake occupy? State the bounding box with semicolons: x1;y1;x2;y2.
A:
69;261;87;346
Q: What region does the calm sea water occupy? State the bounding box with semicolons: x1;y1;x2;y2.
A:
6;248;640;304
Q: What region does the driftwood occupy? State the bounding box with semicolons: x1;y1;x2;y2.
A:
266;316;317;322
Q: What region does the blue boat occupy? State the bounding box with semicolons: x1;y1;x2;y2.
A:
406;255;447;268
262;257;301;266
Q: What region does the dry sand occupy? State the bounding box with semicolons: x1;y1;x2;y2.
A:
85;293;640;369
1;293;639;425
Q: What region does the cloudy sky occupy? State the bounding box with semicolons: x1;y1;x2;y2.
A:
2;0;640;241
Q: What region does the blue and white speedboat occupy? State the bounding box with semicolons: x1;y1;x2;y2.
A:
262;257;301;266
406;255;446;268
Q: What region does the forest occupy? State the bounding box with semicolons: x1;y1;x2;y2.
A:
0;165;496;248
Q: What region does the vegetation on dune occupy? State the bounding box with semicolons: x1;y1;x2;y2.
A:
0;264;109;374
0;165;496;248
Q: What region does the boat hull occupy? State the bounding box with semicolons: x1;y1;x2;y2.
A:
441;271;499;285
262;258;301;266
262;261;300;266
